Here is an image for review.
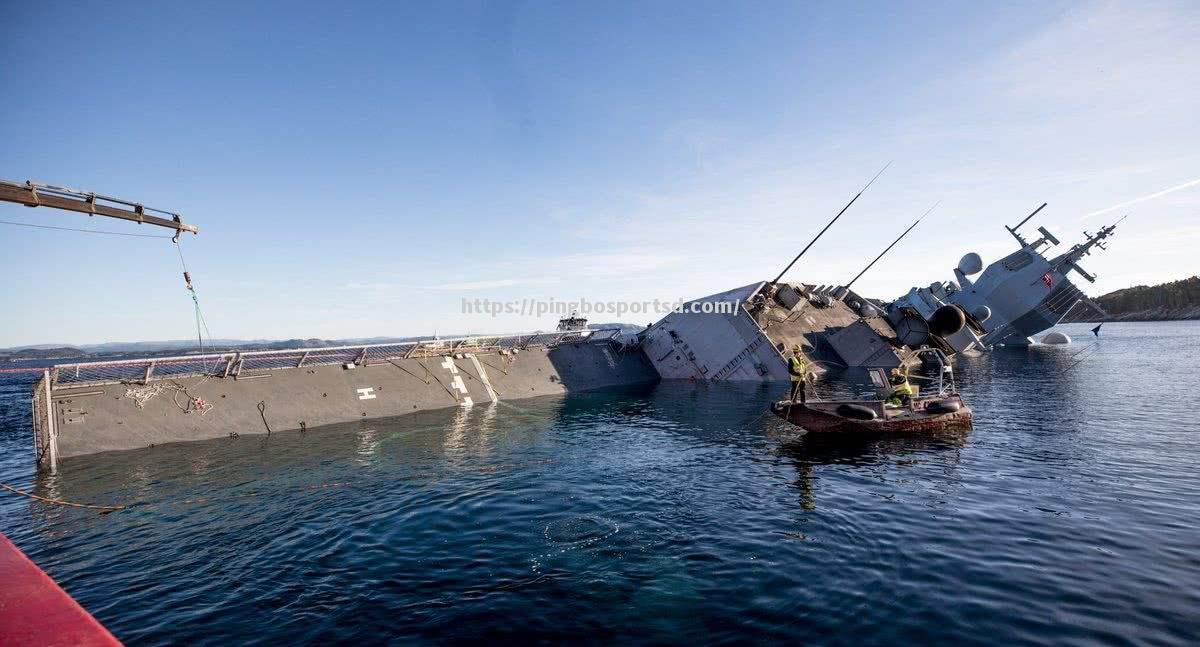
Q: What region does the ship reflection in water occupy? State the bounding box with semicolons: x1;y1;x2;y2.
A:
778;429;970;512
1;322;1199;644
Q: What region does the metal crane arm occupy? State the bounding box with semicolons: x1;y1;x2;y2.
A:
0;179;198;235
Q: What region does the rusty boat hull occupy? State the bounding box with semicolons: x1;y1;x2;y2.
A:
772;394;973;434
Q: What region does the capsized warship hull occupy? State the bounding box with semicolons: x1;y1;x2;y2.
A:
33;329;658;470
15;172;1129;471
28;207;1122;470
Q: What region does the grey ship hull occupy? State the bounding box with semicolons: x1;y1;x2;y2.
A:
34;331;657;469
642;281;911;381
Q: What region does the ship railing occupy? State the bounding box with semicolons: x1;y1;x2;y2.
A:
32;370;57;473
981;277;1084;346
47;328;618;388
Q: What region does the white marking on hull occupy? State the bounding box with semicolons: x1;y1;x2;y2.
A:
450;373;473;407
468;354;499;403
356;387;376;400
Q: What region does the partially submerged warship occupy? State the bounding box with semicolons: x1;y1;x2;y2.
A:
2;177;1121;471
642;203;1119;378
889;204;1118;352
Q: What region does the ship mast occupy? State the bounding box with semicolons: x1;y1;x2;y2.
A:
1048;216;1125;283
1005;202;1046;246
770;163;890;285
843;215;924;290
0;179;198;237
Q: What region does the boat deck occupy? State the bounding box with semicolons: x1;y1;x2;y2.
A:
774;394;973;433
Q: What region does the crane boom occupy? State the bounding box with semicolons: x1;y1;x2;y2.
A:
0;179;198;235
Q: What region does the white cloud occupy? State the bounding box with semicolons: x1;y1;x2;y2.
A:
1083;176;1200;220
346;277;564;292
545;250;688;277
344;281;396;290
421;277;561;291
545;0;1200;300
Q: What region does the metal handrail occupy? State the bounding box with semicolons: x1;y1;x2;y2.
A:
48;327;624;387
912;347;955;396
53;329;606;369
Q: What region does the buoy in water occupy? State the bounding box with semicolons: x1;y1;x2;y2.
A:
1042;331;1071;345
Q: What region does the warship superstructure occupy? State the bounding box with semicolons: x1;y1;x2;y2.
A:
889;206;1119;351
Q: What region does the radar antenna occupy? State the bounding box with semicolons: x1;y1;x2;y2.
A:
1005;202;1047;246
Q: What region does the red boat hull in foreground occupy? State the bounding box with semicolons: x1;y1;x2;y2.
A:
772;394;973;434
0;533;121;646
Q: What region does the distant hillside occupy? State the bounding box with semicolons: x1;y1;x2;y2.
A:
1067;276;1200;322
0;346;86;361
0;322;646;361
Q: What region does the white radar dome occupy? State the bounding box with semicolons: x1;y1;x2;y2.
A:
1041;332;1071;345
958;252;983;276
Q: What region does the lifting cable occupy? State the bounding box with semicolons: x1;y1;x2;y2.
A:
0;216;206;352
173;236;213;356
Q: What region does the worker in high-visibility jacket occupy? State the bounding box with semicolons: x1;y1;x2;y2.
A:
885;366;915;406
788;345;809;404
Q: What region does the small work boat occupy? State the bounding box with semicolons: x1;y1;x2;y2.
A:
772;348;973;434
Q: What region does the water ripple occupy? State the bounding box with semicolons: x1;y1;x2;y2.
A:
1;323;1199;644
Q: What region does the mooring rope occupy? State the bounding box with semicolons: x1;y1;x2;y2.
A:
0;482;126;512
1061;343;1101;373
1;479;355;514
123;377;214;415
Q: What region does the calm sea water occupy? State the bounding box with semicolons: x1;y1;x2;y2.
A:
2;322;1198;645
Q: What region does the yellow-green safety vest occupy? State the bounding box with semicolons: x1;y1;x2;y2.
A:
788;356;807;382
890;380;915;397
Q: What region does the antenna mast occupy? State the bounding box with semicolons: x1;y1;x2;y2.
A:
1048;215;1125;283
843;201;939;290
771;162;890;285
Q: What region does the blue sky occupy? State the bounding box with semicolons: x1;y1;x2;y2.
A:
2;0;1197;347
